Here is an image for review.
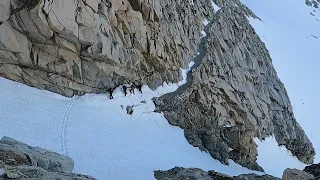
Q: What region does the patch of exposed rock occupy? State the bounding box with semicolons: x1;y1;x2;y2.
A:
154;167;280;180
0;0;213;96
304;163;320;178
0;136;95;180
154;0;315;171
282;168;314;180
306;0;320;8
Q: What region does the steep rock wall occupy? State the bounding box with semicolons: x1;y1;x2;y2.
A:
0;0;212;96
154;0;315;171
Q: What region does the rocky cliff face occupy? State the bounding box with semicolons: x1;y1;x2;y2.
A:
154;0;315;171
0;0;315;173
0;137;95;179
0;0;212;96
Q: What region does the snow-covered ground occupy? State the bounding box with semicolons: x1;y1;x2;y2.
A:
0;0;318;179
0;74;261;179
242;0;320;177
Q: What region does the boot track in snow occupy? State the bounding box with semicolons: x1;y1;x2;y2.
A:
60;97;79;156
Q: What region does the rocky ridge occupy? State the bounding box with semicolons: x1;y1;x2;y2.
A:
154;167;280;180
0;136;95;180
154;0;315;171
154;165;320;180
0;0;213;96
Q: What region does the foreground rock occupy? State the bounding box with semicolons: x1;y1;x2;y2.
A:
0;137;95;180
304;163;320;178
0;0;213;97
154;167;280;180
154;0;314;171
282;168;314;180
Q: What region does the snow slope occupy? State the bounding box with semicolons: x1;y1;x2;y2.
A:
242;0;320;177
0;67;260;179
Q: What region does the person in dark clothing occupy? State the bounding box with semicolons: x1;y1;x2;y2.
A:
122;85;128;96
137;84;142;93
108;88;114;99
129;84;135;94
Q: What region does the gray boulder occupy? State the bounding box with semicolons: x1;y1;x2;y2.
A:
0;136;73;173
126;105;133;115
0;137;95;180
304;163;320;178
282;168;314;180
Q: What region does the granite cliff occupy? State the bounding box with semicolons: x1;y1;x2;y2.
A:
0;0;212;96
154;0;315;171
0;0;315;173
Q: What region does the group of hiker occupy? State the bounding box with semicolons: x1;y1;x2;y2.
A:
108;83;143;99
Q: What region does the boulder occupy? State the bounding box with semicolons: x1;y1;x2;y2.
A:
304;163;320;178
126;105;133;115
0;137;95;180
282;168;314;180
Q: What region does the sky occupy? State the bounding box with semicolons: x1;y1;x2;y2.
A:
242;0;320;166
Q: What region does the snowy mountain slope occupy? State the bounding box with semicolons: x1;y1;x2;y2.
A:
0;74;262;179
0;0;318;179
242;0;320;177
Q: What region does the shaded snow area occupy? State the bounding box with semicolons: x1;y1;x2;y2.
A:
0;68;261;179
242;0;320;177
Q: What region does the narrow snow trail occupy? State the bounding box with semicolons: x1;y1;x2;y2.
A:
0;79;69;153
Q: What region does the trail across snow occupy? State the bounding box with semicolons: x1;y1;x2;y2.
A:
2;1;316;179
0;75;261;179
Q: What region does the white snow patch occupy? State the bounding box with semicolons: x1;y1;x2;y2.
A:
210;0;221;13
222;124;232;128
203;19;209;26
255;137;305;178
0;70;262;179
201;30;207;37
0;169;5;176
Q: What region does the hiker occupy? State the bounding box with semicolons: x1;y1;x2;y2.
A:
122;85;128;96
108;88;114;99
137;84;142;93
129;84;135;94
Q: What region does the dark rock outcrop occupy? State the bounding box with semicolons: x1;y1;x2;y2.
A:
154;167;280;180
306;0;319;8
0;137;95;180
304;163;320;178
154;0;315;171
